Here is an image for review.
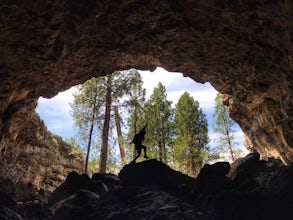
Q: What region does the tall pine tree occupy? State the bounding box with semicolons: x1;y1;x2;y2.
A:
125;70;146;161
213;93;242;162
99;70;142;173
174;92;209;177
70;78;104;174
71;70;141;173
144;82;174;163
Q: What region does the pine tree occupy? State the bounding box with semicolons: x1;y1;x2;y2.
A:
125;70;146;161
99;70;140;173
144;82;174;163
99;74;112;173
71;70;141;174
66;137;84;160
113;105;126;166
174;92;209;177
70;78;104;174
213;93;242;162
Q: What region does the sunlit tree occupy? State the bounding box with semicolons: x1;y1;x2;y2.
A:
125;70;146;162
70;78;104;174
174;92;209;177
71;70;141;173
213;93;242;162
144;82;174;163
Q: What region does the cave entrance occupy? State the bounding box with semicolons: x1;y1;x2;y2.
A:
36;67;246;175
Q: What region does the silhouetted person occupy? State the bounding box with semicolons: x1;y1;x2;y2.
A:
132;124;149;162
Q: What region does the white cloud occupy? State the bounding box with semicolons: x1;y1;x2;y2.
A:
190;90;218;109
37;87;78;113
36;87;78;139
139;67;218;110
139;67;180;97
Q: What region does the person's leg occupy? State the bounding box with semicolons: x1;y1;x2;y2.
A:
132;145;141;162
141;145;148;158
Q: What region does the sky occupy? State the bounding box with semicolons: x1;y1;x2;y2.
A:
36;67;245;152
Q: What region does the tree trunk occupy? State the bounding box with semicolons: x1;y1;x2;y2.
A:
133;107;137;159
227;133;235;162
113;105;126;166
191;155;196;177
162;136;166;163
158;140;163;162
84;93;98;174
190;138;197;177
85;122;94;174
99;76;112;173
224;116;235;162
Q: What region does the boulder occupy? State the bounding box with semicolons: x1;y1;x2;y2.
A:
0;192;24;220
194;162;231;195
47;171;108;207
266;163;293;193
0;178;15;198
210;188;293;220
228;153;262;181
118;159;195;191
1;156;293;219
92;173;121;191
48;190;101;220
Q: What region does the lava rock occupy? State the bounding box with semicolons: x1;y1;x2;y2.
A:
0;192;24;220
119;159;195;191
92;173;121;191
210;188;293;220
194;162;231;196
0;178;15;198
228;153;262;181
48;190;101;220
266;163;293;193
47;171;108;207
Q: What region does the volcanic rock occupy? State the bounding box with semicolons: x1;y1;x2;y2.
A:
119;159;195;191
195;162;232;196
0;1;293;218
47;171;109;207
0;0;292;170
0;113;85;202
0;191;24;220
0;158;292;219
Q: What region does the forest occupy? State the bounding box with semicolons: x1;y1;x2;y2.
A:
69;69;243;177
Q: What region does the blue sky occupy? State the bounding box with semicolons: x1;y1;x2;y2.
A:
36;67;245;153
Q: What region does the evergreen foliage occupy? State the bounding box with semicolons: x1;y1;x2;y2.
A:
173;92;209;177
125;70;146;162
70;70;140;173
213;93;243;162
70;70;229;177
144;82;174;163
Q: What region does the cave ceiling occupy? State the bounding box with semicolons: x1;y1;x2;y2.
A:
0;0;292;163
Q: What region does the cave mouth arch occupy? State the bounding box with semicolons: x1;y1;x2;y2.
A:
0;2;292;217
36;67;246;171
0;0;292;171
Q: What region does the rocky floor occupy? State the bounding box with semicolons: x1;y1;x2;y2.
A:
1;154;293;220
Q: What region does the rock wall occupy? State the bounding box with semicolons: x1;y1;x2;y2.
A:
0;0;292;168
0;111;84;196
